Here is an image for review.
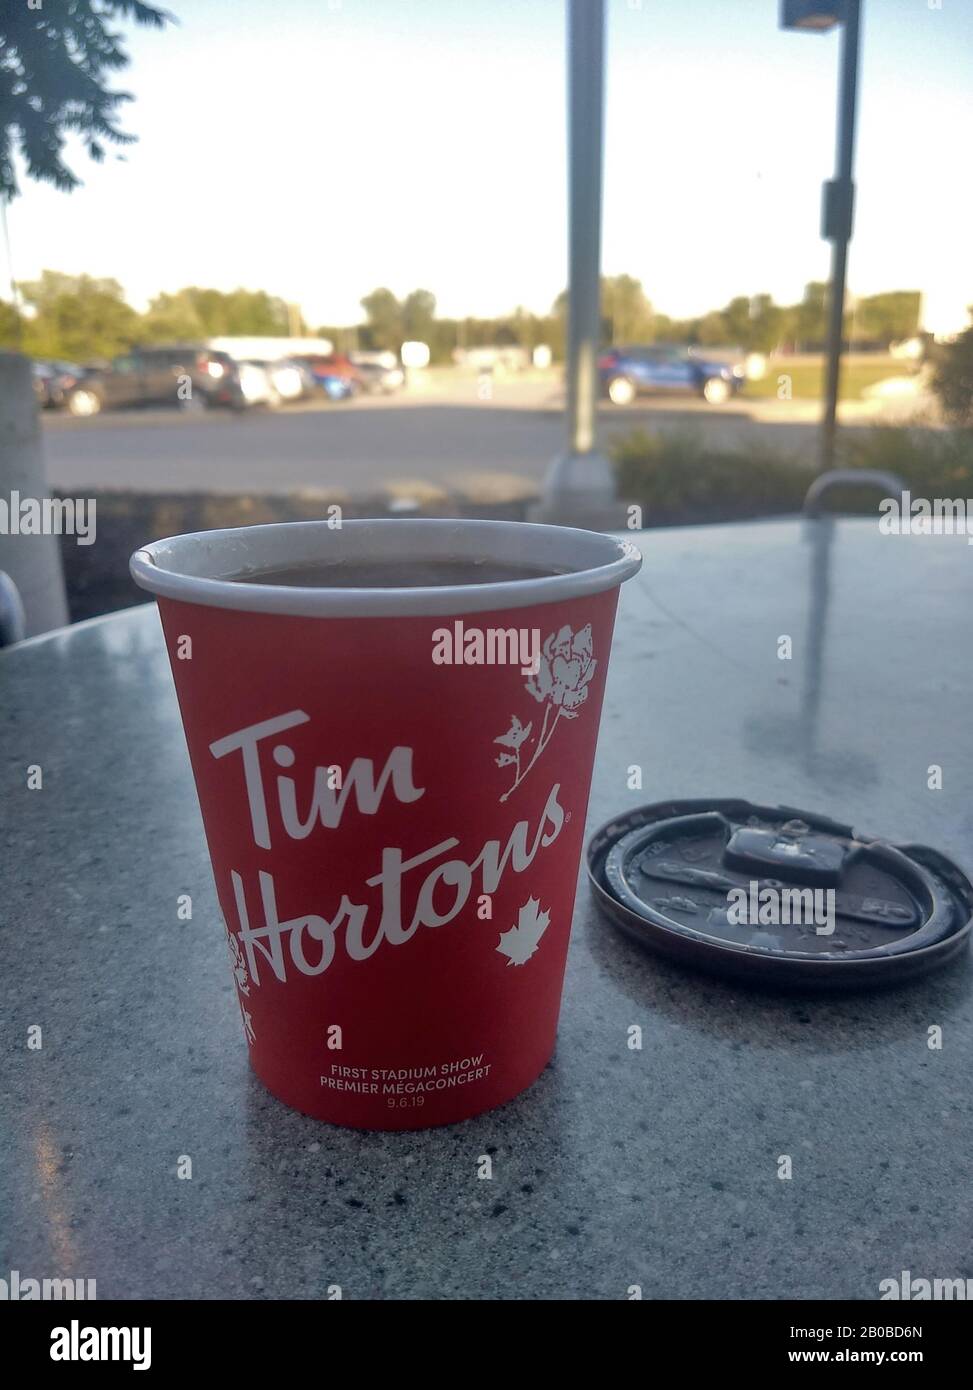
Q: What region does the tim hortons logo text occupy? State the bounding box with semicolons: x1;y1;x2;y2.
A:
209;710;566;985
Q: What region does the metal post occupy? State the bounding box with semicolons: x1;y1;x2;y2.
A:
0;352;69;636
536;0;616;519
820;0;862;474
1;197;23;347
564;0;603;461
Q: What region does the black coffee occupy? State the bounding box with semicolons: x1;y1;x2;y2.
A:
226;558;571;588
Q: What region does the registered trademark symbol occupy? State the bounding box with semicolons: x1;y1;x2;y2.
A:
565;812;572;823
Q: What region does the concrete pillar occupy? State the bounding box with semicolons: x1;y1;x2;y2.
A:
0;352;69;636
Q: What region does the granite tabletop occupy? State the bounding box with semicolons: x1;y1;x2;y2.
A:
2;517;971;1300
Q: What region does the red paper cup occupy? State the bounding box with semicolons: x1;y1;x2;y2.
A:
131;519;641;1129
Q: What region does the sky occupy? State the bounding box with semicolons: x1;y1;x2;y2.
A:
7;0;973;333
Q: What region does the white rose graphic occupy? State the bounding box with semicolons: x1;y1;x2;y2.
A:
225;925;256;1045
526;622;596;714
494;623;596;800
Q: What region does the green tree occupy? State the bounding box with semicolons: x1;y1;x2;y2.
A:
774;303;800;352
316;324;354;351
508;306;530;349
747;294;784;354
696;310;731;346
704;294;787;354
401;288;436;342
0;297;21;348
140;286;290;341
18;270;140;360
536;311;562;360
219;287;290;335
360;287;402;350
719;297;749;345
855;291;921;345
602;274;653;344
553;274;654;346
795;282;828;348
140;290;206;343
0;1;173;200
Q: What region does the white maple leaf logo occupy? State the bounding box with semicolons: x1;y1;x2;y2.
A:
496;896;551;966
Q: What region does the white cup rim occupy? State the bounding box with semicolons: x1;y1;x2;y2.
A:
130;518;643;618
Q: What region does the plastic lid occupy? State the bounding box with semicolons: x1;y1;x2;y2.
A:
587;799;973;988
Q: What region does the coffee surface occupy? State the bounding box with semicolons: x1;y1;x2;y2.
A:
226;558;572;588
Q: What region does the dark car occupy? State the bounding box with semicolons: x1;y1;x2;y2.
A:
65;347;244;416
32;360;86;410
598;344;745;406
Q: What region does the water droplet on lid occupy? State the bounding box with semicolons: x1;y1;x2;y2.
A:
861;899;911;920
654;895;699;915
781;819;809;836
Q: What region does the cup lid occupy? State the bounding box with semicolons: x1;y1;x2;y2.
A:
587;798;973;989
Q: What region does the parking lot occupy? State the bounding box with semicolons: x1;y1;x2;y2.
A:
40;372;881;501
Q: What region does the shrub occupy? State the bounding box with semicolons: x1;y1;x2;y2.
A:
931;325;973;426
841;426;973;495
610;429;810;526
610;425;973;528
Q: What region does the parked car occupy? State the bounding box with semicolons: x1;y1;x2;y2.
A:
286;358;320;400
32;360;86;410
598;345;745;406
292;355;358;400
265;358;309;402
353;359;405;394
65;347;244;416
237;360;281;408
233;358;313;407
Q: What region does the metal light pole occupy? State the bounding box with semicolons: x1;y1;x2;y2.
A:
536;0;617;521
780;0;863;475
821;0;862;475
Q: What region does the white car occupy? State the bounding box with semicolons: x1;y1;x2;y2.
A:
237;360;282;407
267;360;305;401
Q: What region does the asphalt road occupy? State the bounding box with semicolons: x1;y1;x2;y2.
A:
39;380;857;499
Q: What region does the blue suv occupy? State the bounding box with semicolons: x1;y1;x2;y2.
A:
598;345;745;406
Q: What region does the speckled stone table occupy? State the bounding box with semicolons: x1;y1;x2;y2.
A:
2;518;971;1300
